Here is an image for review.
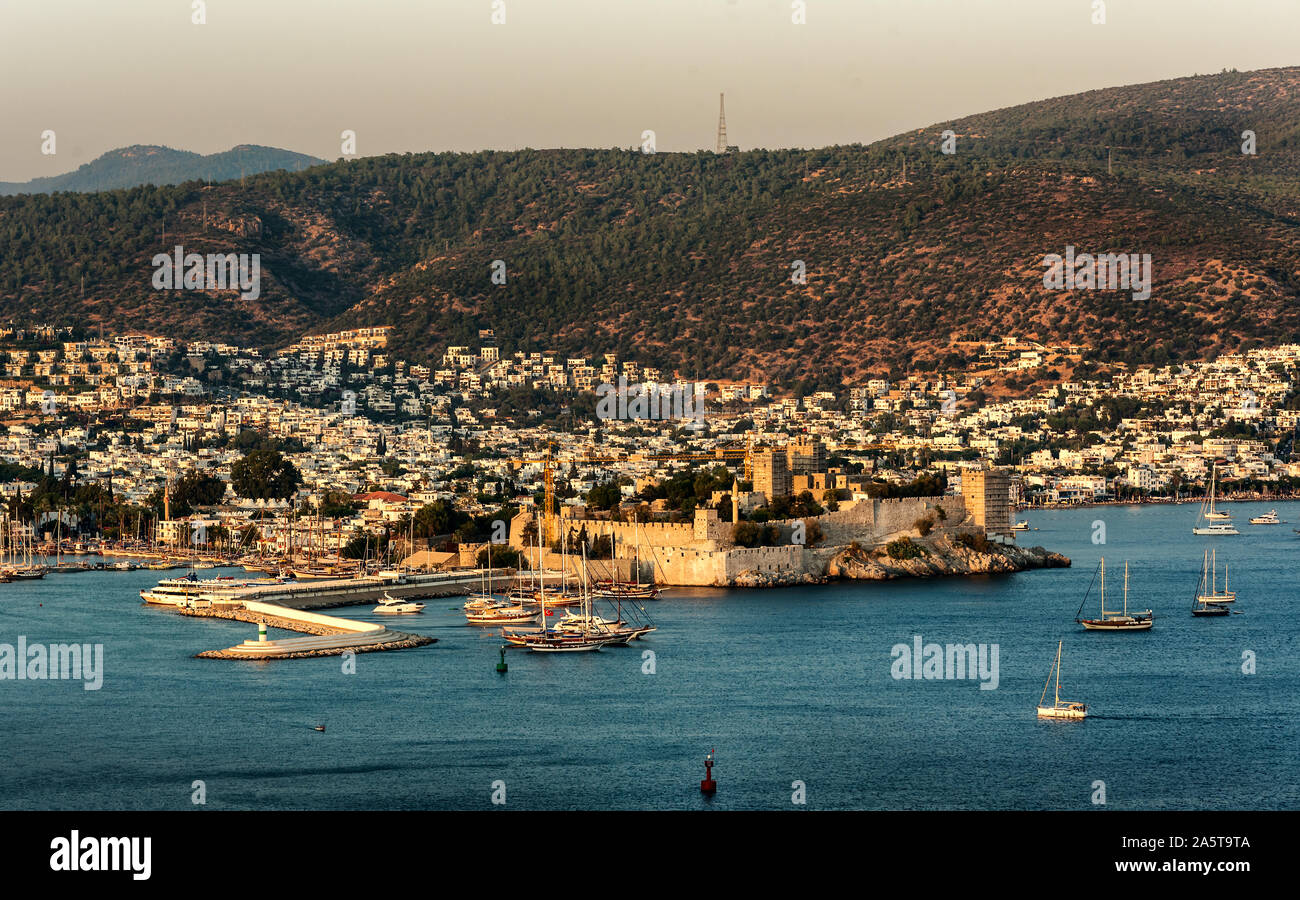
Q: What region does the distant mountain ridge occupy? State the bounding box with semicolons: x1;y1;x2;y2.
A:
0;144;325;195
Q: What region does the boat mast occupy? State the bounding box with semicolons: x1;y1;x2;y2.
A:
1054;641;1062;705
1099;557;1107;617
1038;643;1056;709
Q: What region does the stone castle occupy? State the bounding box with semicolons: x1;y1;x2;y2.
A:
509;491;990;587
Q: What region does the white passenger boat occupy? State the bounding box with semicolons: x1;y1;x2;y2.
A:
373;591;424;614
1249;509;1280;525
139;573;274;605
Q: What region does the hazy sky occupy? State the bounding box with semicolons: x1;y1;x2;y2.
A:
2;0;1298;181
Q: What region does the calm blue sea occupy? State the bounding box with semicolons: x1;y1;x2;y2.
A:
1;502;1296;810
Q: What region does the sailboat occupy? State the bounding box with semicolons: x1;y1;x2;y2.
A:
1076;558;1153;630
2;516;49;580
1192;549;1234;615
463;541;503;611
1036;641;1087;719
503;545;617;652
551;548;658;644
1193;462;1239;534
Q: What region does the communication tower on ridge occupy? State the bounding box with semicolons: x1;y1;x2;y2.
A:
716;93;738;154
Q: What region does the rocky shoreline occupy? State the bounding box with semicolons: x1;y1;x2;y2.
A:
828;534;1070;581
730;533;1070;588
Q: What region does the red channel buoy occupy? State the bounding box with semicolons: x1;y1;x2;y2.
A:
700;749;717;795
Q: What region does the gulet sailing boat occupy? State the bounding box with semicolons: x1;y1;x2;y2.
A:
1077;558;1153;630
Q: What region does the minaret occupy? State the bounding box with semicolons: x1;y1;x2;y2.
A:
731;479;740;525
716;93;728;154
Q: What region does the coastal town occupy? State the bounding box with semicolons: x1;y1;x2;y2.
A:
0;322;1292;589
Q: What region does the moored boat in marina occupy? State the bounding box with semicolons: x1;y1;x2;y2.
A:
504;545;622;652
467;603;537;625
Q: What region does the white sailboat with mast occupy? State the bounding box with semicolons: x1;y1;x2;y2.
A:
1194;548;1235;608
1036;641;1087;720
1193;462;1239;534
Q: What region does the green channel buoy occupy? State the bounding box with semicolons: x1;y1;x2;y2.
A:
496;646;508;674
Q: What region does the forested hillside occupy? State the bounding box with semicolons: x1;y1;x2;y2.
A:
4;68;1300;388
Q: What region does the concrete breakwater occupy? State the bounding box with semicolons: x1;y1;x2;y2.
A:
184;601;435;660
148;572;497;659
